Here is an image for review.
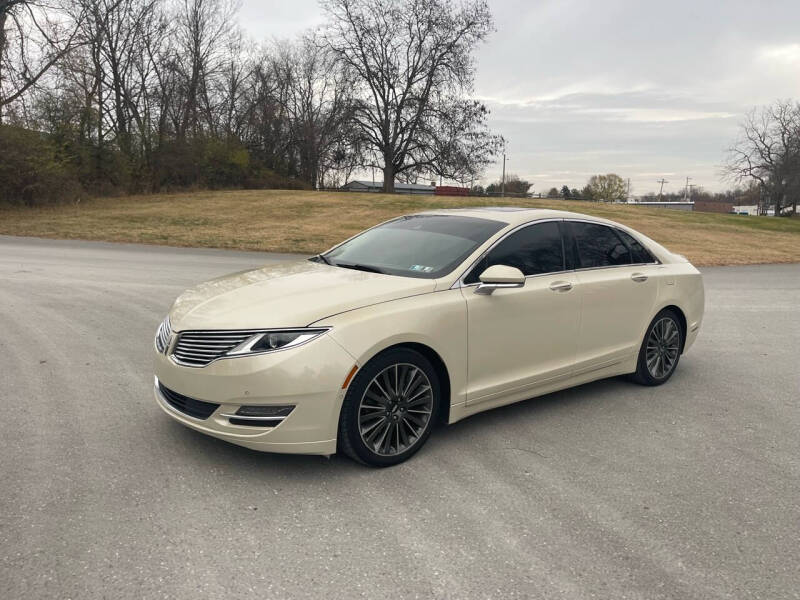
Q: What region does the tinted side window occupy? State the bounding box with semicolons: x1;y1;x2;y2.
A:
465;222;564;284
571;222;631;268
616;230;655;264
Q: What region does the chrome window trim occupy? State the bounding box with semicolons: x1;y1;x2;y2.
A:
169;327;331;368
452;217;660;288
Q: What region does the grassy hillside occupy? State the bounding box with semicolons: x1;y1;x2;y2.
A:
1;189;798;266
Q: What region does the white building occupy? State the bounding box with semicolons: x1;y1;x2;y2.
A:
731;205;776;216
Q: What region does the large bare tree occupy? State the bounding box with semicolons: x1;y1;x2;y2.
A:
725;101;800;216
320;0;501;192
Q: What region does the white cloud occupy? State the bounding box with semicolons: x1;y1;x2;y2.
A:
578;108;737;123
759;44;800;63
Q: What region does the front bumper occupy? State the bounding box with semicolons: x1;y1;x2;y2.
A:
153;333;356;455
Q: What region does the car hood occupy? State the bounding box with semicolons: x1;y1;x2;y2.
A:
169;260;436;331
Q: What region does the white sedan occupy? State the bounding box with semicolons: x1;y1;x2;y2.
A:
153;207;704;466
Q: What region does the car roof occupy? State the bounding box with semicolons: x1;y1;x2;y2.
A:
414;206;614;227
412;206;676;264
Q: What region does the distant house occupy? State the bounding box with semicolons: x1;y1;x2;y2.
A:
340;180;435;195
435;185;470;197
694;201;733;214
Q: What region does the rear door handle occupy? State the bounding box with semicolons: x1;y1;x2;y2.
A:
631;272;648;282
549;281;573;292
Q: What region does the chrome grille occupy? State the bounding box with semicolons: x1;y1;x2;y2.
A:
172;330;262;367
155;317;172;354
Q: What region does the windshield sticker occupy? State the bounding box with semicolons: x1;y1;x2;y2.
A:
410;265;434;272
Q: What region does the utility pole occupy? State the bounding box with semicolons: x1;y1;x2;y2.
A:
626;178;631;203
657;178;668;200
687;183;697;202
684;176;692;201
501;153;507;198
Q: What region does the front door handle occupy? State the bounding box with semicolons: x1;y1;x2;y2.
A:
549;281;573;292
631;272;648;282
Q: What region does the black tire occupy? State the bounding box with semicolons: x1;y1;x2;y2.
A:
338;348;440;467
630;308;684;386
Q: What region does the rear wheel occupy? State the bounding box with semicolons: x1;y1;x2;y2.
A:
631;309;683;386
338;348;439;467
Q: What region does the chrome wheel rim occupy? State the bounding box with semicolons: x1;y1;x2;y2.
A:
358;363;434;457
646;317;681;379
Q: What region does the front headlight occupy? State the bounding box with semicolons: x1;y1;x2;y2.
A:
226;328;329;357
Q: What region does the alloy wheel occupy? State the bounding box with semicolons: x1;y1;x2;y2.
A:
645;317;681;379
358;363;434;457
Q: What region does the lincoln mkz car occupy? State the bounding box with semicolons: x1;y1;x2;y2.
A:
153;208;704;466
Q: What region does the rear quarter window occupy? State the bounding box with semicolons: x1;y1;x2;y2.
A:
615;229;656;264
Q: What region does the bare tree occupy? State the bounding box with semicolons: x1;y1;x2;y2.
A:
173;0;237;138
212;30;252;139
0;0;85;122
725;101;800;216
320;0;501;192
273;35;357;187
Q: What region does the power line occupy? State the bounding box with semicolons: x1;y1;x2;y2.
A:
501;152;507;198
657;178;668;200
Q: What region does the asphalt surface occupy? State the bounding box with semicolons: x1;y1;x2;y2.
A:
1;235;798;600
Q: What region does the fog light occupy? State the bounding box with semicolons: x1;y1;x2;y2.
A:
224;404;295;427
235;405;295;418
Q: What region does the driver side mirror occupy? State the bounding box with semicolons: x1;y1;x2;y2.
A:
474;264;525;295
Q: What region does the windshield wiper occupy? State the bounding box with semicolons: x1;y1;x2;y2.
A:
335;262;386;274
312;253;332;265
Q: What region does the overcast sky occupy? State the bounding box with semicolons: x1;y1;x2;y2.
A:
237;0;800;194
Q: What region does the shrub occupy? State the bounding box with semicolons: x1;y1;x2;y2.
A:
0;125;83;205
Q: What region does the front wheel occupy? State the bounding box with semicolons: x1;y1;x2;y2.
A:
630;309;683;386
338;348;440;467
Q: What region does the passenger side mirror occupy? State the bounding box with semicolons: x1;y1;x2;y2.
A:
475;265;525;295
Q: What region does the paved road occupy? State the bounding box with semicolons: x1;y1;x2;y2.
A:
1;235;798;600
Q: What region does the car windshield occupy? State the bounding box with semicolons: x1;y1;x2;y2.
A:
319;215;507;279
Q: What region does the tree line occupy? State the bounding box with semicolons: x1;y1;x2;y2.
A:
0;0;500;204
473;173;627;201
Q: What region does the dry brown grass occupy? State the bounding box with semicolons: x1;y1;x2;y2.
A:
1;189;799;266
